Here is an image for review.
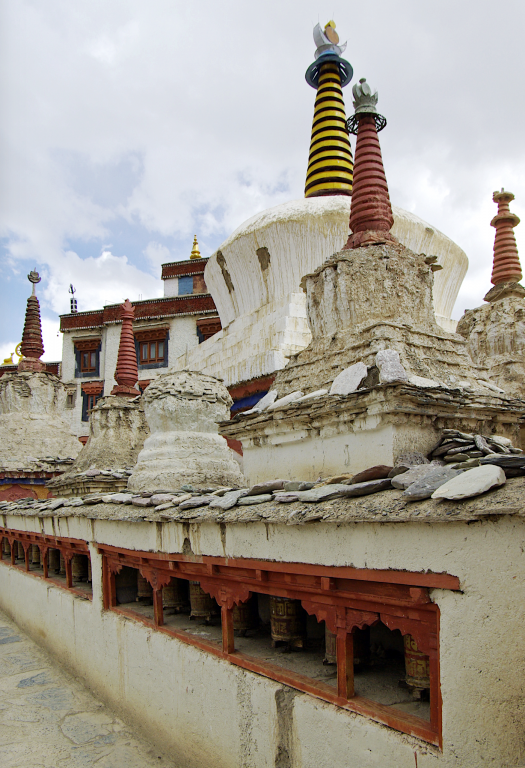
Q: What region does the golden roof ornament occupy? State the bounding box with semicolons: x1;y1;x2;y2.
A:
190;235;201;260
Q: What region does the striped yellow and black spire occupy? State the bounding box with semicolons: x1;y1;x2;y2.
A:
304;22;354;198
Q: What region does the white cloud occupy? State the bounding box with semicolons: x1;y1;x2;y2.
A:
1;0;525;339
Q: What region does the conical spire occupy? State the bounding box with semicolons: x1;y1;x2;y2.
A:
344;79;396;249
18;271;45;372
190;235;201;259
111;299;140;397
304;22;354;198
482;189;523;302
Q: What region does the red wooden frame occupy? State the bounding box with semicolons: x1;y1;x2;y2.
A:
99;544;456;746
0;528;92;600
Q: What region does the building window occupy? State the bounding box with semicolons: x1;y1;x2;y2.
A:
139;339;165;365
178;276;194;296
65;389;76;409
74;338;101;379
135;328;169;370
80;350;97;372
81;382;104;421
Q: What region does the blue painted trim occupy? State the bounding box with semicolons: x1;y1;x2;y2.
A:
230;391;268;413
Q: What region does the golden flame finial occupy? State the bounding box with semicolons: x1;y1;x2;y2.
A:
190;235;201;260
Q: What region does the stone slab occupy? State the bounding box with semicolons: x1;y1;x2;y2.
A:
391;465;439;490
349;465;393;484
375;349;408;384
245;479;285;496
329;363;368;396
208;490;248;510
402;467;464;501
237;494;273;505
432;465;506;500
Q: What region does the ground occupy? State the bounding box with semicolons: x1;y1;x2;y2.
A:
0;610;178;768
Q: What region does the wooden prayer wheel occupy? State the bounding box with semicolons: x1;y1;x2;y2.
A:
137;573;153;603
59;552;66;576
162;578;190;614
3;539;11;557
404;634;430;695
270;596;305;649
17;542;24;560
233;596;258;635
189;582;219;621
324;626;371;666
48;548;60;573
87;557;92;582
31;544;40;566
72;554;88;584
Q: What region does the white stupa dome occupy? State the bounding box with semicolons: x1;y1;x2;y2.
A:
205;196;467;334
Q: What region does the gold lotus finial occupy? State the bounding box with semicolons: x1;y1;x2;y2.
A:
190;235;201;260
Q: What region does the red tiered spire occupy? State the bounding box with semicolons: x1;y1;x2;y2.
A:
343;79;396;249
490;189;522;286
18;271;45;373
111;299;140;397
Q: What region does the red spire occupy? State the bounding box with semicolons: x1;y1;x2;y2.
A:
18;271;45;373
490;189;522;286
111;299;140;397
343;79;396;249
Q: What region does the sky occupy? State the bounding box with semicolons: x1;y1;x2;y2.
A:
1;0;525;362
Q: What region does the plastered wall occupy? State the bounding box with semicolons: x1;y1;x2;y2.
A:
1;513;524;767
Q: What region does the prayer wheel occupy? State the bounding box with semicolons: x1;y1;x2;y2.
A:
270;596;305;649
87;557;92;582
31;544;40;567
137;573;153;603
233;596;258;635
404;634;430;696
48;548;60;573
189;582;220;621
3;539;11;557
324;626;370;666
72;554;88;584
59;552;66;576
162;578;190;614
17;542;24;560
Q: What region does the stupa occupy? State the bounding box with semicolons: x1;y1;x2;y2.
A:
457;190;525;400
171;23;468;393
222;83;525;483
47;299;149;497
0;272;81;497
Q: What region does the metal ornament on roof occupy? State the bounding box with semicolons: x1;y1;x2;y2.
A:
27;270;41;295
346;78;387;134
305;21;353;89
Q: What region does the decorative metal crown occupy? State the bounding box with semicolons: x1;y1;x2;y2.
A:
28;270;41;284
346;78;387;135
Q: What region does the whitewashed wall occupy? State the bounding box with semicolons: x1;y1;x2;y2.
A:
1;513;523;768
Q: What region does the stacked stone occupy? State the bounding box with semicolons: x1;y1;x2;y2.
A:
430;429;522;468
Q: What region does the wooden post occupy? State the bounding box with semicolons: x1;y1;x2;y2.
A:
153;588;164;627
65;555;73;588
221;604;235;654
42;548;49;579
337;629;354;699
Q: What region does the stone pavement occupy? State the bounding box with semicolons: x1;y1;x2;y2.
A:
0;610;178;767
